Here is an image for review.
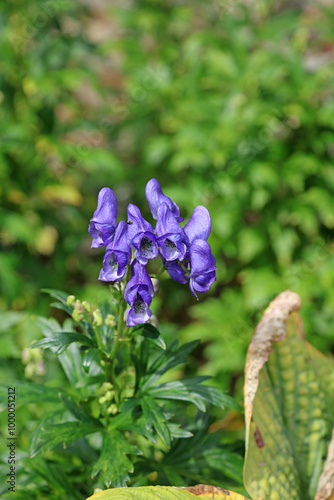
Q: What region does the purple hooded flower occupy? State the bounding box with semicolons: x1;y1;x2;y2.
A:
189;240;217;299
99;221;131;282
124;260;154;326
127;204;158;265
145;178;184;222
89;187;117;248
184;206;211;246
156;203;187;262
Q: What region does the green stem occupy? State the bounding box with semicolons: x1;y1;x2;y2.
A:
93;325;104;352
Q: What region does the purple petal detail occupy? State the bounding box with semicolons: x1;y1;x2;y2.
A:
189;239;217;299
125;292;152;326
89;187;117;247
156;203;187;261
131;232;158;265
163;259;188;284
124;260;154;305
127;204;158;265
145;178;184;222
184;206;211;245
99;221;131;282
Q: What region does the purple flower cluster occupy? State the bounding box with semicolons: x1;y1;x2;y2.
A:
89;179;217;326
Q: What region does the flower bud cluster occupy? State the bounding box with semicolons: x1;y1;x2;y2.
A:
89;179;217;327
67;296;116;329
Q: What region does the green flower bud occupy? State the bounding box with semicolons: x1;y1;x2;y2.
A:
107;404;118;415
66;295;76;306
105;390;115;401
82;301;91;312
93;309;103;326
98;396;107;405
105;314;116;327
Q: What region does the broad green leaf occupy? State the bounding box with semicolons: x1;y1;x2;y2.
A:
244;291;334;500
134;323;166;350
30;419;101;458
92;430;141;487
86;485;249;500
31;331;96;353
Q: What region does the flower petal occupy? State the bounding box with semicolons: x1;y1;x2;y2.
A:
184;206;211;245
145;178;184;222
163;259;188;284
89;187;117;247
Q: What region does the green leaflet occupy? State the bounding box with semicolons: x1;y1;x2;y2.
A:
92;431;141;488
31;331;96;353
30;419;101;458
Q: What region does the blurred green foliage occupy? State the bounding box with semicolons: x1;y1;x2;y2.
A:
1;0;334;422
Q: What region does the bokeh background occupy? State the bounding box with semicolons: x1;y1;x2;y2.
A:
1;0;334;424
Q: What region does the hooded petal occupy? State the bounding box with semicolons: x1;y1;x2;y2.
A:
107;221;131;258
89;187;117;247
131;232;158;265
156;203;185;239
189;239;217;298
184;206;211;245
127;204;154;241
189;240;217;276
99;250;129;282
124;260;154;305
125;292;152;326
145;178;184;222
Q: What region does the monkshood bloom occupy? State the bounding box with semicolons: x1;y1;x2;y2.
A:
127;204;158;266
145;178;184;222
89;180;217;325
99;221;131;282
189;240;217;299
89;187;117;248
155;203;187;261
124;260;154;327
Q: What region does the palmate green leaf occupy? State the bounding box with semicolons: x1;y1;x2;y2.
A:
31;331;96;353
244;291;334;500
86;485;249;500
141;340;200;389
92;430;141;487
146;377;240;412
30;418;101;458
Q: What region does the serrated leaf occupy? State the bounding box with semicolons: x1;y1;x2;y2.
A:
86;485;249;500
30;419;100;458
141;396;171;447
31;331;96;353
134;323;166;350
59;394;101;425
244;291;334;500
142;340;200;389
146;377;240;412
167;423;193;439
92;430;141;487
